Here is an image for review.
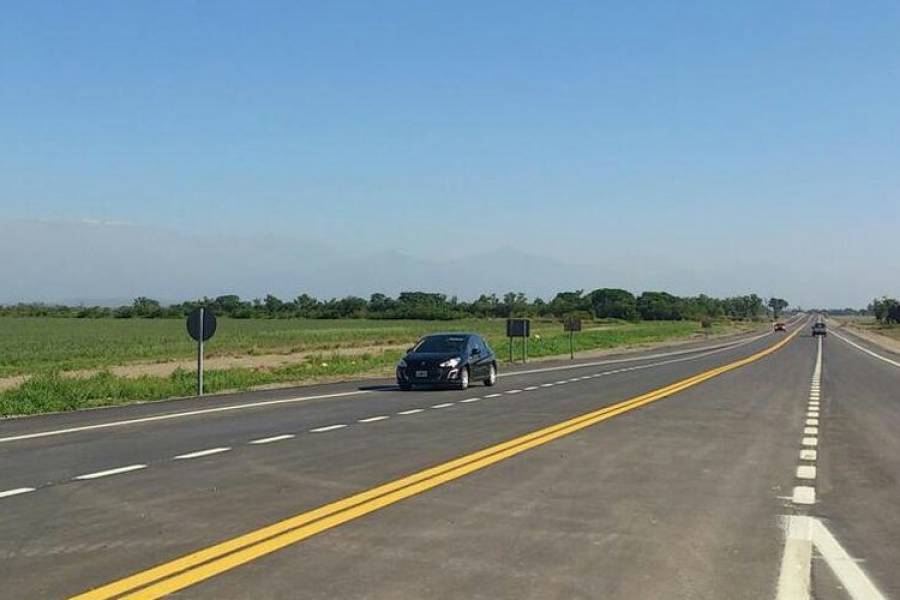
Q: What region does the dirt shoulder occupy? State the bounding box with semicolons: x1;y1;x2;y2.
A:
828;318;900;355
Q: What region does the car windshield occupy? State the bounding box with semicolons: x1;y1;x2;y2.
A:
413;335;469;354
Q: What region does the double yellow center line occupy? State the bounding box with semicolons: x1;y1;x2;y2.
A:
73;328;799;599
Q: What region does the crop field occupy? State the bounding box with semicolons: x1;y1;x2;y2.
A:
0;317;750;416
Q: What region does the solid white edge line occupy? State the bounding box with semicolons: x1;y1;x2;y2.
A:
811;519;888;600
0;487;36;498
248;434;295;445
174;447;231;460
74;464;147;480
778;516;887;600
832;330;900;368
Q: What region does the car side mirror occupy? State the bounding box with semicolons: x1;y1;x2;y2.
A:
471;347;481;356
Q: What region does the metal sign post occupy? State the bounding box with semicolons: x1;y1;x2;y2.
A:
506;318;531;364
198;308;204;396
563;317;582;360
187;307;217;397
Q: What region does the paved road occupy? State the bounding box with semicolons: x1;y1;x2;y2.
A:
1;316;896;599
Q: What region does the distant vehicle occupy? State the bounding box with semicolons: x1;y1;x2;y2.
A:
812;323;827;337
397;333;497;390
774;322;786;332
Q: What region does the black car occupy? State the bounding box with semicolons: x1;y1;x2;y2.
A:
812;322;827;337
397;333;497;390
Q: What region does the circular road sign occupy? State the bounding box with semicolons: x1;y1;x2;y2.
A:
186;307;217;342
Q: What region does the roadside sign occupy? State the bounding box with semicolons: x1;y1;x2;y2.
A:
186;307;217;396
187;308;217;342
506;318;530;337
563;318;582;332
563;317;582;359
506;318;531;363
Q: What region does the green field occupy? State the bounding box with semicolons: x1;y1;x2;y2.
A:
0;317;750;416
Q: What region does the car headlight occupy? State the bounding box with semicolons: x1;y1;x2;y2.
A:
397;358;407;368
440;357;461;368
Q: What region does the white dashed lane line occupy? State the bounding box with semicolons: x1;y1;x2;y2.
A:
397;408;423;415
249;434;295;445
797;465;817;479
310;424;347;433
792;486;816;505
174;447;231;460
803;427;818;435
0;487;36;498
430;403;455;409
358;416;390;423
800;449;817;461
485;393;502;398
524;386;539;391
802;437;818;447
505;390;522;395
459;398;481;403
540;383;554;388
74;464;147;480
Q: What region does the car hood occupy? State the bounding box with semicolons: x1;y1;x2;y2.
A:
404;352;462;364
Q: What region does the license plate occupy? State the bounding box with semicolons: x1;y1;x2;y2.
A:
415;370;428;378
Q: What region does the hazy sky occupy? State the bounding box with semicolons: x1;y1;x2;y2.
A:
2;2;899;307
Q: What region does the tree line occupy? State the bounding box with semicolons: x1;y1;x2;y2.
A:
869;297;900;324
1;289;774;322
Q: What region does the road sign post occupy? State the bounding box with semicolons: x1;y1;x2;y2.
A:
506;318;531;363
187;307;217;396
563;317;582;360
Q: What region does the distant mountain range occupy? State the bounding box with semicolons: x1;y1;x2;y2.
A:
1;220;625;304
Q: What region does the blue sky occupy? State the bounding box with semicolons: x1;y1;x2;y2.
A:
2;1;899;306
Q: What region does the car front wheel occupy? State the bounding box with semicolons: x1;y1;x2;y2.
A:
484;363;497;386
457;367;470;390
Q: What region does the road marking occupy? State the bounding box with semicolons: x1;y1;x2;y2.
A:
776;514;812;599
567;378;580;383
459;397;481;403
803;427;818;435
805;419;818;426
800;449;817;461
396;409;423;415
504;390;522;395
485;393;502;398
792;486;816;504
358;416;389;423
802;437;818;446
430;403;455;409
796;465;816;479
832;330;900;368
70;326;800;600
777;515;886;600
174;447;231;460
74;464;147;480
539;383;554;388
554;380;568;385
0;487;36;499
524;386;539;391
309;424;346;433
249;434;294;445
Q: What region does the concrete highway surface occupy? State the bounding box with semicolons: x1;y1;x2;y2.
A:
1;314;898;599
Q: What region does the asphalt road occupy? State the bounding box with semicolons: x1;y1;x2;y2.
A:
1;315;896;599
